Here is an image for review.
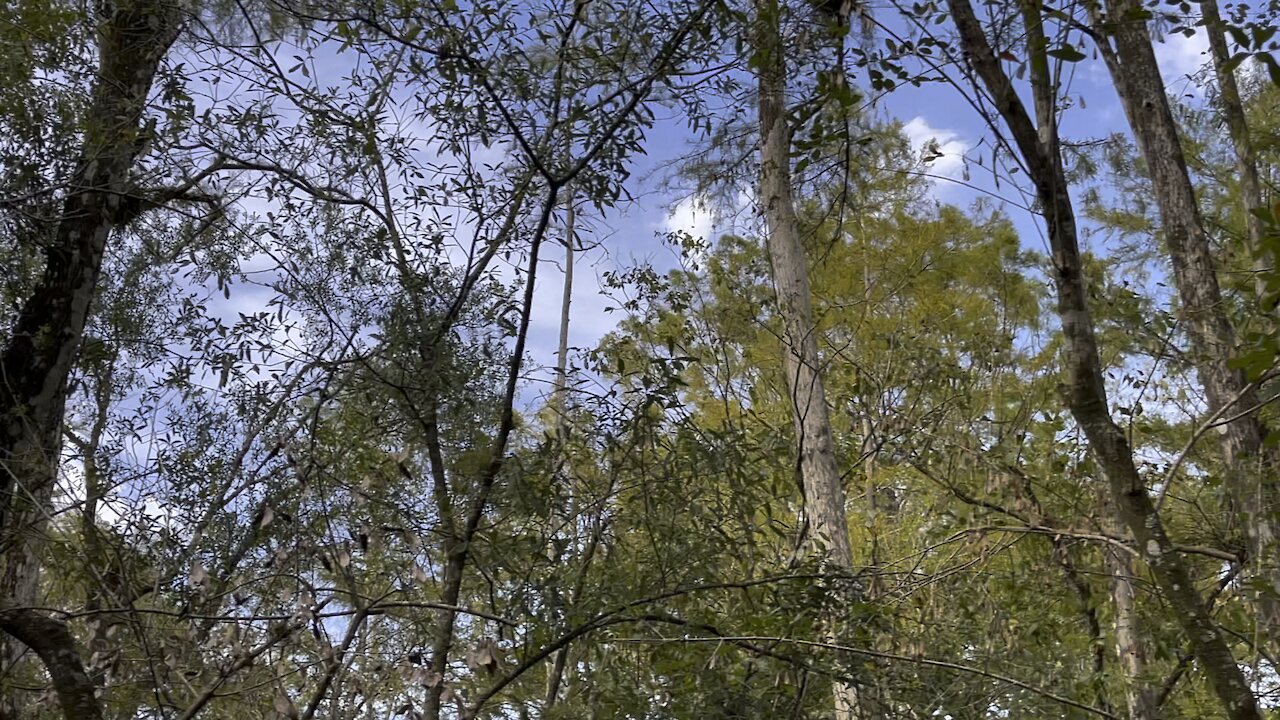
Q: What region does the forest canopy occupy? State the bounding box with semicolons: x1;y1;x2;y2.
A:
3;0;1280;718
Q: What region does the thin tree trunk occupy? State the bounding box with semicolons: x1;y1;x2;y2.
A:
754;2;867;716
544;189;577;711
946;1;1261;716
1104;534;1158;720
1092;0;1280;649
1202;0;1269;301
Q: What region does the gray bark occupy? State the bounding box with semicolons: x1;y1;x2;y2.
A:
1106;544;1157;720
1093;0;1280;648
1101;500;1157;720
947;1;1261;716
1203;0;1269;299
755;1;866;716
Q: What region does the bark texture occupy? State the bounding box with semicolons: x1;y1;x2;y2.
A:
0;0;179;534
1203;0;1269;292
1103;513;1157;720
0;1;180;717
0;610;103;720
947;1;1261;716
1093;0;1280;646
755;1;866;716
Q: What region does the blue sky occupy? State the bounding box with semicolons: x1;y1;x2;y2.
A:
68;0;1240;604
146;8;1226;421
513;23;1218;382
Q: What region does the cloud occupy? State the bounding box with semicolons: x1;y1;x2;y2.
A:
902;116;968;182
1154;29;1209;85
661;195;715;243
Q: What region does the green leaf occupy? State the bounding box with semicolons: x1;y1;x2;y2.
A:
1224;51;1251;73
1046;45;1088;63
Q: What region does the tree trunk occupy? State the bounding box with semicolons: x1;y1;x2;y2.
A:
0;0;179;541
1102;508;1158;720
946;1;1261;716
1093;0;1280;650
544;189;577;711
754;1;867;716
1106;548;1157;720
1203;0;1270;300
0;610;103;720
0;2;180;719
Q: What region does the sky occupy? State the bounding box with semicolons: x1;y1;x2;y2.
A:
80;5;1227;518
512;22;1219;380
49;11;1263;669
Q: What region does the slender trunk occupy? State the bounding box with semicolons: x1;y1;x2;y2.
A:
1093;0;1280;649
423;189;559;720
544;190;576;710
946;1;1261;716
554;195;576;410
1093;0;1257;454
1202;0;1269;301
1201;5;1280;644
1104;535;1157;720
754;2;867;716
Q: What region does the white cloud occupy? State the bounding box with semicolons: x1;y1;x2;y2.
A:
902;116;968;183
1154;29;1209;85
661;195;715;243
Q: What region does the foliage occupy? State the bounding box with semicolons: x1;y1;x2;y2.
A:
3;0;1280;719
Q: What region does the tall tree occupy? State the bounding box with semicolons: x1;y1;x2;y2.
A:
1089;0;1280;643
754;0;870;716
1203;0;1270;295
0;2;188;717
945;0;1261;716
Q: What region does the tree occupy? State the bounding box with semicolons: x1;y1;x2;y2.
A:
943;0;1261;716
0;2;191;717
753;0;870;716
5;0;1280;716
1088;0;1280;649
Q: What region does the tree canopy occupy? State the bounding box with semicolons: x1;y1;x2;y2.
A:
3;0;1280;718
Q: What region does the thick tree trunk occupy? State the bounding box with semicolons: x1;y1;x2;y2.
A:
947;1;1261;716
755;2;867;716
0;2;180;718
0;0;179;540
1093;0;1280;649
